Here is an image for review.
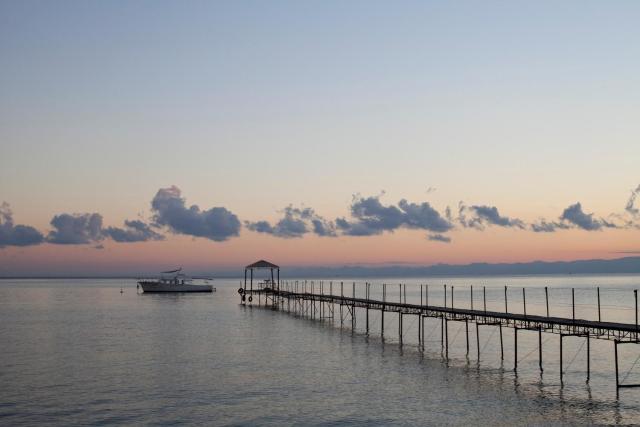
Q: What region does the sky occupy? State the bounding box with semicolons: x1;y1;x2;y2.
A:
1;0;639;276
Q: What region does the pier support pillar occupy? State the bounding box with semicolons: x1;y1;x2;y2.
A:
499;323;504;361
366;305;369;335
445;318;449;359
514;327;518;371
560;333;564;385
465;318;469;357
615;340;619;388
352;306;356;331
539;326;543;373
418;313;421;347
587;332;590;383
476;322;480;361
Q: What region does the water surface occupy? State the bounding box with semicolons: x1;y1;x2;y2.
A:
2;276;640;425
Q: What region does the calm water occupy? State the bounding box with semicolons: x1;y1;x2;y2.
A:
2;275;640;426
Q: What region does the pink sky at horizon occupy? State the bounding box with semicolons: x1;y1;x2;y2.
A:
2;222;639;276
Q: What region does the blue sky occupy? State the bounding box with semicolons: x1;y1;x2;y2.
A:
1;1;639;274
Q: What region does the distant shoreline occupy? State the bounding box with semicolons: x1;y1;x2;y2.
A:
2;256;640;280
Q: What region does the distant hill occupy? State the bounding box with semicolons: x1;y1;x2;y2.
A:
278;256;640;278
3;256;640;279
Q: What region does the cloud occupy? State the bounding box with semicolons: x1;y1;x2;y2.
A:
47;213;103;244
530;219;570;233
337;195;453;237
311;218;337;237
151;186;240;241
428;233;451;243
246;206;336;238
0;203;45;247
560;202;617;231
459;203;524;230
626;184;640;216
626;184;640;219
104;220;164;242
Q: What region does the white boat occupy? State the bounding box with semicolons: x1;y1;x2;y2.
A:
137;268;214;293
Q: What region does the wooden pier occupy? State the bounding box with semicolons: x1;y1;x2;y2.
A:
240;278;640;391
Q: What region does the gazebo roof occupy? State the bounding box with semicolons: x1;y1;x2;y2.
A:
245;259;279;269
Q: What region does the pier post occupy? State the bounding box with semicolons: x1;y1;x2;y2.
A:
426;284;429;307
272;268;280;309
597;287;601;322
523;288;527;319
587;332;590;383
545;287;549;317
445;318;449;359
323;281;326;319
330;281;333;321
499;323;504;360
249;273;253;306
366;283;369;335
465;318;469;356
441;317;444;349
382;284;386;339
403;284;406;304
476;322;480;360
399;312;403;345
418;312;421;347
483;286;486;313
572;288;575;332
352;282;356;331
635;289;638;341
320;282;323;319
560;333;563;385
418;285;424;351
504;286;508;313
615;340;619;388
514;327;518;371
340;282;344;327
539;326;543;373
248;270;253;305
444;285;447;308
452;286;454;311
471;285;473;310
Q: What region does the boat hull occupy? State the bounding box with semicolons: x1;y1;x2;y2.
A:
138;281;213;293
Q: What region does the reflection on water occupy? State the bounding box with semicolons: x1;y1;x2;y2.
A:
1;276;640;425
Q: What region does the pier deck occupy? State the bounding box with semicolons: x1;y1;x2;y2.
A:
274;290;639;341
